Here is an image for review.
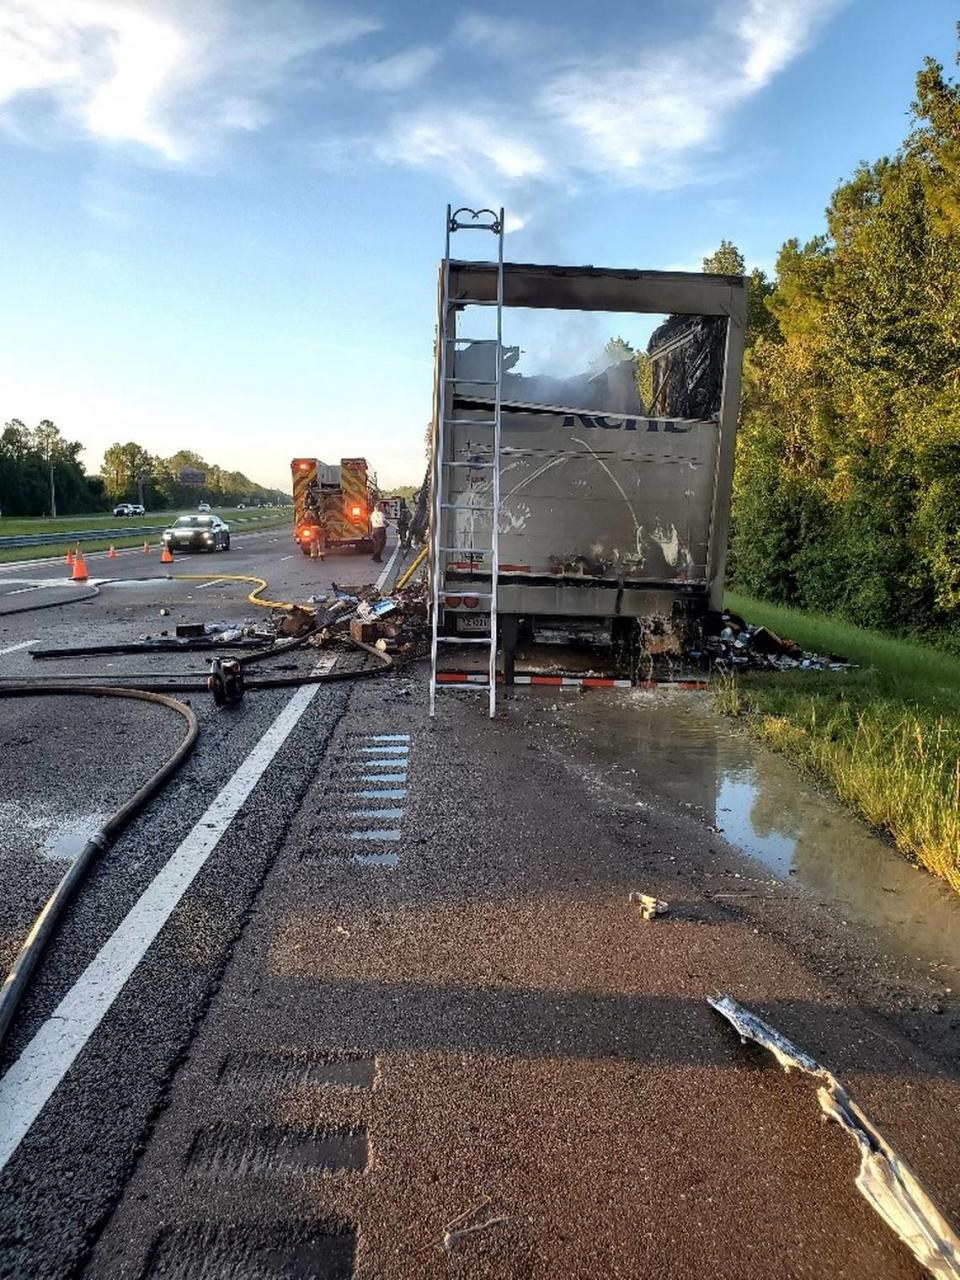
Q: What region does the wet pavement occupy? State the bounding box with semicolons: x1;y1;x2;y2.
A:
528;687;960;977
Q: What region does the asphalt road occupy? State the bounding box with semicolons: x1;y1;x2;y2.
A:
1;530;959;1279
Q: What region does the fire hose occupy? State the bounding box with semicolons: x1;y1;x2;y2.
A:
0;575;396;1046
0;686;198;1046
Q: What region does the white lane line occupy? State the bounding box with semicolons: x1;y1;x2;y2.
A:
0;680;323;1172
374;542;401;592
194;580;223;590
280;554;294;561
5;587;42;597
0;639;37;658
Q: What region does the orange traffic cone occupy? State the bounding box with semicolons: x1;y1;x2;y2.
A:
143;541;151;554
71;550;89;582
65;548;74;566
107;544;117;559
160;544;174;564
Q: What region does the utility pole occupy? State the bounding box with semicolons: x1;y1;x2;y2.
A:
48;453;57;519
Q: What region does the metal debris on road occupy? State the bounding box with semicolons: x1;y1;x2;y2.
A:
629;891;669;920
709;994;960;1279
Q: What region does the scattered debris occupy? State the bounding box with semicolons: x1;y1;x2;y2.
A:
628;890;669;920
443;1216;508;1253
690;612;853;673
429;1196;507;1255
709;995;960;1279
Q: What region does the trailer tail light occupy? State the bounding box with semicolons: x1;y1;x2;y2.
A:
351;505;362;517
444;595;462;608
298;525;317;541
463;595;480;609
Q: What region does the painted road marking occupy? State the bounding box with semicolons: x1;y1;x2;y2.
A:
366;733;410;741
0;680;324;1173
351;851;399;868
195;580;224;590
374;541;401;592
347;829;401;841
350;808;404;820
356;745;408;755
351;789;406;800
357;772;406;783
0;639;38;657
280;554;294;561
5;586;42;597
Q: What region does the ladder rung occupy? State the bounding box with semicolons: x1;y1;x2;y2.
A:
449;338;500;345
444;418;497;427
444;378;498;386
437;636;490;644
444;460;496;469
438;546;490;553
441;502;494;511
435;681;492;690
442;590;493;598
447;298;498;307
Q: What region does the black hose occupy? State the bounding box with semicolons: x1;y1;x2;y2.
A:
0;685;198;1047
0;637;394;693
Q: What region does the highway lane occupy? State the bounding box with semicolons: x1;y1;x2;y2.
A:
0;529;404;1278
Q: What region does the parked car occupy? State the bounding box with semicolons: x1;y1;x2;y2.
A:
161;514;230;553
198;501;211;513
236;503;246;510
129;503;145;515
113;503;133;516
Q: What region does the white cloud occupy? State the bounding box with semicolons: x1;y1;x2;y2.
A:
0;0;380;161
356;0;845;196
373;109;548;189
452;13;546;60
349;45;440;92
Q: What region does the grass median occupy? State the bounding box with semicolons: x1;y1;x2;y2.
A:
0;511;292;564
717;591;960;894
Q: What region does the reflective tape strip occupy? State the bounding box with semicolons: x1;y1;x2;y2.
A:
435;672;699;689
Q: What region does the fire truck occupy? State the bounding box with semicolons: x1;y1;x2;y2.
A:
291;457;379;555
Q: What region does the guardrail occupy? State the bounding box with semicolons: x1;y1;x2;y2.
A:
0;525;166;549
0;515;290;551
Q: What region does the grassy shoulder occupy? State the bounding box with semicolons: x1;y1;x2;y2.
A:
0;510;292;564
719;591;960;893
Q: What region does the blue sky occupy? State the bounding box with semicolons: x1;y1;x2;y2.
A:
0;0;957;493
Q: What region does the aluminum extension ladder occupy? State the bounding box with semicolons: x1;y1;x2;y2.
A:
429;205;505;718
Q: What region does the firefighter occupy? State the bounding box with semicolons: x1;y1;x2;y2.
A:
370;502;387;563
313;491;328;559
397;499;410;550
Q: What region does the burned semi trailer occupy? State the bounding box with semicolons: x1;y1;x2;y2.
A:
430;249;747;691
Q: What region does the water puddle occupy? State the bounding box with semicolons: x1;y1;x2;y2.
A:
538;688;960;972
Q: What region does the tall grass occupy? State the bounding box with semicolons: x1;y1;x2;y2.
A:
718;598;960;894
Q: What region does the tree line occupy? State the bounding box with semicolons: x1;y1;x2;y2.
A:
0;424;285;517
720;40;960;643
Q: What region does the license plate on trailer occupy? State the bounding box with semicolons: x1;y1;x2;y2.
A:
456;614;490;633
